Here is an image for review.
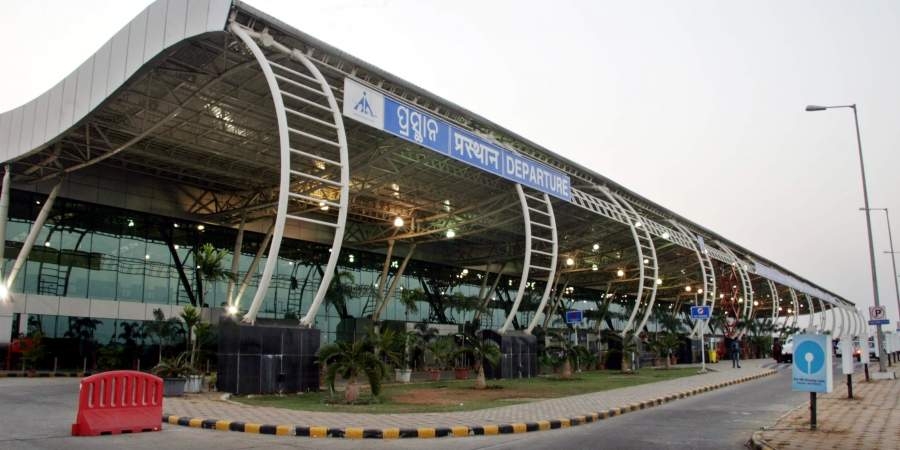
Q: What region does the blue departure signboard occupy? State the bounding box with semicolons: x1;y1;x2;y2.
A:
343;78;572;201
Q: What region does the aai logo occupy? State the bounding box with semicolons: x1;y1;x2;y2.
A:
354;92;375;118
342;78;385;129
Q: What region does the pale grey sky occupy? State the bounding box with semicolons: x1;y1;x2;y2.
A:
2;0;899;324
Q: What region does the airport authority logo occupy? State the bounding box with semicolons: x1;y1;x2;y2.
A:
354;92;375;118
343;78;384;129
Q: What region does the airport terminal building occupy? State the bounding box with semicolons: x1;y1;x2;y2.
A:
0;0;865;371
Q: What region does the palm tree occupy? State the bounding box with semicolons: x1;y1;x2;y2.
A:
459;334;501;389
650;332;681;368
545;331;578;379
317;338;388;403
194;243;235;308
324;270;355;320
180;305;202;367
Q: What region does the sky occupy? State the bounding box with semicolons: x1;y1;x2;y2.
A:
2;0;900;325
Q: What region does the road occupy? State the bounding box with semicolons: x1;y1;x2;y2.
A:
0;364;816;450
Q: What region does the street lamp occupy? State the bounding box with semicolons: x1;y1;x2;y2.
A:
862;207;900;330
806;103;887;371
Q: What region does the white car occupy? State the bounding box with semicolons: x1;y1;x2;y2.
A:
780;336;793;363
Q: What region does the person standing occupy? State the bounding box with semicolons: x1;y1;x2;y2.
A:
730;338;741;368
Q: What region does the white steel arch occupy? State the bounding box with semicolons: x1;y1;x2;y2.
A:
229;24;350;325
500;184;558;334
600;187;658;337
717;244;753;338
787;287;801;332
670;221;716;339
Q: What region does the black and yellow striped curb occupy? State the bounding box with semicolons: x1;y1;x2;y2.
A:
162;369;776;439
0;372;90;378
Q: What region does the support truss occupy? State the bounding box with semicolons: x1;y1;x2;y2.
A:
671;221;716;339
230;23;350;325
499;185;558;334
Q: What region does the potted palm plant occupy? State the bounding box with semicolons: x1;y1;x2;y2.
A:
318;338;388;403
650;332;681;369
152;352;195;397
179;305;204;393
426;337;456;381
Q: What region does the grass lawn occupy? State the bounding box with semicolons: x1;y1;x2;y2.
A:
232;368;699;414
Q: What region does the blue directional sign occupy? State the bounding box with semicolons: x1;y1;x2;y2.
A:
565;310;583;324
869;319;890;325
791;334;833;393
690;306;711;320
343;78;572;201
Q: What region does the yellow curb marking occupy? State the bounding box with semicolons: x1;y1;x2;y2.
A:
418;427;436;438
215;420;231;431
188;418;203;428
245;423;261;434
167;416;179;425
483;424;499;435
512;423;526;433
559;418;571;428
310;426;328;438
451;426;469;437
276;425;292;436
382;428;400;439
345;427;363;439
538;420;551;430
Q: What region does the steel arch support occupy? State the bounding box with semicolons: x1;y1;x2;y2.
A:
787;287;801;332
501;184;558;334
717;244;753;338
802;293;816;332
230;24;350;325
601;188;658;337
670;221;716;338
767;280;780;324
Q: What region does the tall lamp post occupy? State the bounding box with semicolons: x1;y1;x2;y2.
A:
806;104;887;371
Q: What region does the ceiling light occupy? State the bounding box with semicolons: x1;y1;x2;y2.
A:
393;217;405;227
753;300;759;306
319;201;329;211
617;269;625;277
44;241;51;247
145;254;150;260
685;286;692;292
661;231;670;239
656;278;663;285
127;219;135;227
565;257;575;266
698;289;703;294
226;305;238;315
0;284;8;301
592;243;600;251
197;224;205;231
592;264;598;271
643;258;649;265
446;229;456;238
634;221;643;228
349;254;355;263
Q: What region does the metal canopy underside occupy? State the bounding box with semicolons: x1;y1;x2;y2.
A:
0;1;858;326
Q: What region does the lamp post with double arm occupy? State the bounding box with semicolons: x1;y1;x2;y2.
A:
806;104;887;371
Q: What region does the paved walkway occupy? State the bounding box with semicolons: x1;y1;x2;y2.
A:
753;365;900;449
164;359;776;438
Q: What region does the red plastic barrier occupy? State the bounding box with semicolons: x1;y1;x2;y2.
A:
71;370;163;436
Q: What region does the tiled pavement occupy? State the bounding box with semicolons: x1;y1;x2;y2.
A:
164;359;776;437
753;365;900;450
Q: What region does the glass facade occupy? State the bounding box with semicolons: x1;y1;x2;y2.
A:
4;190;516;348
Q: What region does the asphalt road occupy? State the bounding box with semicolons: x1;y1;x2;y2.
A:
0;364;812;450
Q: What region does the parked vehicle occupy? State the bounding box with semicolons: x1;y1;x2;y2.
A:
780;336;794;363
